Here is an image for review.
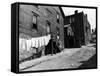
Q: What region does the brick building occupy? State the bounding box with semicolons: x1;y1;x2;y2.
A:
64;10;91;48
19;5;64;61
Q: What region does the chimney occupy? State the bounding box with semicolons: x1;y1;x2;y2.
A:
85;14;87;18
75;10;78;14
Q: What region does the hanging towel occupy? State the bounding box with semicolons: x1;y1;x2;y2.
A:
38;38;40;48
47;34;50;44
48;34;51;41
40;37;43;47
45;34;50;46
26;39;32;51
44;36;48;46
21;39;26;50
44;36;47;46
39;37;42;47
35;38;39;48
31;38;35;48
43;36;46;46
19;38;22;51
42;36;45;46
19;38;27;51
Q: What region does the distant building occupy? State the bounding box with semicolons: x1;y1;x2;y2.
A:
19;5;64;61
64;10;91;48
91;28;96;43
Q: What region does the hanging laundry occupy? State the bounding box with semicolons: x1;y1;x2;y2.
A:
22;39;27;51
42;36;45;46
19;38;22;51
43;37;46;46
32;37;41;48
48;34;51;40
19;38;27;51
44;36;48;46
46;34;51;45
22;34;51;50
40;36;43;47
44;36;47;46
26;39;32;51
35;38;39;48
40;37;43;47
31;38;35;48
38;38;40;48
39;37;42;47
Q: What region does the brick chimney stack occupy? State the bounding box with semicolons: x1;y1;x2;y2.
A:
75;10;78;14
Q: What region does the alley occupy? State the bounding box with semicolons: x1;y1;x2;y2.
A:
19;43;96;71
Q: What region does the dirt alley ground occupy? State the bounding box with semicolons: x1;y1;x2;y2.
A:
19;43;96;71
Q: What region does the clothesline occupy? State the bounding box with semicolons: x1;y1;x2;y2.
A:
19;34;51;51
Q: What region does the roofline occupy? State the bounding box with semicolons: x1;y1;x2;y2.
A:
59;7;65;18
65;11;84;18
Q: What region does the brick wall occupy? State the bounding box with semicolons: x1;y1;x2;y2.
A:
64;11;91;48
19;4;64;61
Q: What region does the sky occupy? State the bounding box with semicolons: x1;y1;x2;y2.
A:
62;7;96;30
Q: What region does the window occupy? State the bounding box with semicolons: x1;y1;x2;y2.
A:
56;27;60;36
32;15;37;29
67;26;74;36
32;15;36;24
52;8;60;23
31;11;39;30
57;14;60;23
56;27;60;40
46;21;51;34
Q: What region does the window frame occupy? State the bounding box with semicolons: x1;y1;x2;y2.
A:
31;11;39;30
